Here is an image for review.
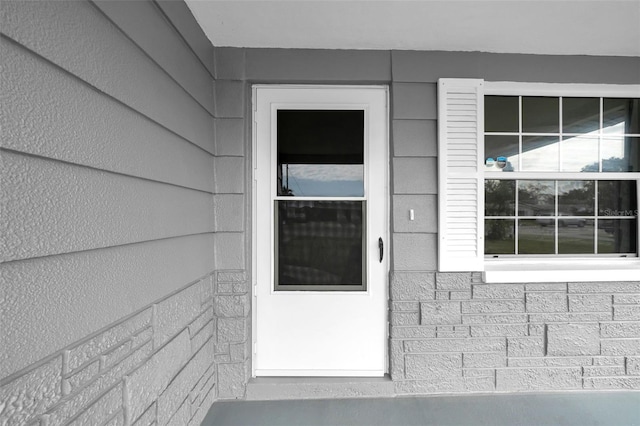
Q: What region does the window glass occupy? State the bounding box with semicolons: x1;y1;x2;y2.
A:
563;97;599;134
602;136;640;172
518;180;554;216
485;180;515;216
485;219;515;255
558;181;594;216
598;181;637;216
604;98;640;134
521;136;559;171
519;219;555;254
561;136;599;172
277;110;364;197
485;96;519;132
522;97;559;133
485;135;519;172
558;220;594;254
598;219;637;254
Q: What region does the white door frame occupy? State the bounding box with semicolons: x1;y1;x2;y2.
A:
251;85;390;376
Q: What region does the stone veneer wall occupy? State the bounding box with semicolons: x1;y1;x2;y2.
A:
0;276;216;425
391;272;640;393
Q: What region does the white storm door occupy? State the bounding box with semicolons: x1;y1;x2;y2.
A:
253;85;388;376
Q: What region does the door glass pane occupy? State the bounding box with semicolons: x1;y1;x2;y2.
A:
275;200;365;290
277;110;364;197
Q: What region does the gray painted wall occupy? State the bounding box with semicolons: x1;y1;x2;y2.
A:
2;0;640;422
1;1;221;424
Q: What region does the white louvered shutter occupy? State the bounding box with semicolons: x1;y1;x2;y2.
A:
438;79;484;271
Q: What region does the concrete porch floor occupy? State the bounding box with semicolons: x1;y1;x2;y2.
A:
202;392;639;426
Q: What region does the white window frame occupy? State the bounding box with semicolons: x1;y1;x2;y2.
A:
438;79;640;283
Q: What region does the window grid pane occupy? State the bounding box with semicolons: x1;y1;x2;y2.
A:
484;95;639;257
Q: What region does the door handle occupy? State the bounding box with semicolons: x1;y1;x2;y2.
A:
378;237;384;263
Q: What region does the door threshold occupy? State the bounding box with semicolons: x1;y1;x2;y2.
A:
245;375;395;401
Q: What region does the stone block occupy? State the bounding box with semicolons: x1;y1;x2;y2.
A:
470;324;528;337
154;283;202;348
126;330;191;422
436;273;472;291
390;272;435;301
592;356;624;366
463;352;506;368
391;311;420;326
601;339;640;355
393;195;437;233
528;323;545;336
394;376;494;394
526;292;567;313
437;326;470;338
583;365;626;377
583;377;640;389
507;337;544;357
614;294;640;304
568;282;640;294
392;301;420;311
0;356;62;425
404;337;506;353
420;301;461;325
65;361;99;395
390;326;436;339
101;340;132;370
214;294;250;318
462;314;527;324
472;284;524;299
392;83;437;119
217;363;247;398
615;305;640;321
390;340;405;379
189;308;214;336
463;368;495;378
157;340;213;425
601;322;640;338
67;383;123;426
217;271;247;283
166;399;191;426
104;411;125;426
67;308;151;372
214;194;245;232
496;367;582;391
131;328;153;349
392;119;437;157
547;323;600;356
568;294;611;312
525;283;566;292
507;357;591;367
435;291;450;300
450;291;472;300
627;356;640;375
215;118;245;157
461;300;524;314
217;318;248;343
190;322;213;354
405;353;462;380
47;342;153;425
528;312;611;323
132;403;156;426
392;158;437;194
229;342;249;362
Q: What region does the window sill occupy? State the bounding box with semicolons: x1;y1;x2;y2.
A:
483;258;640;283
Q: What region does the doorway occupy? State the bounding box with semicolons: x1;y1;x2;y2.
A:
252;85;389;376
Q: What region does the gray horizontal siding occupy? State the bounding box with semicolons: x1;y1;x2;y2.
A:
1;152;214;262
93;0;215;114
245;48;391;82
392;50;640;84
1;39;214;192
1;0;214;153
1;0;216;381
1;234;215;377
154;0;215;76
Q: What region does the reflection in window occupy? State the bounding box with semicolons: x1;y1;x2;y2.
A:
522;137;559;171
277;110;364;197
